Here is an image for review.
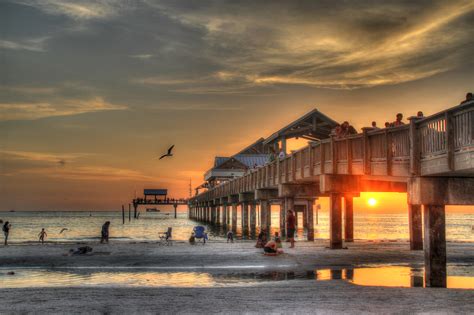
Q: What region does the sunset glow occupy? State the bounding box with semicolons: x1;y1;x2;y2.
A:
368;198;378;207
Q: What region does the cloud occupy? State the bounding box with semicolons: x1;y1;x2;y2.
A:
0;150;90;163
0;85;57;95
17;0;126;20
129;54;154;60
149;0;474;91
0;37;48;52
3;165;155;182
25;166;154;181
0;97;128;121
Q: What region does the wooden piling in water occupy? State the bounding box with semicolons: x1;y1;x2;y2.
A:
122;205;125;224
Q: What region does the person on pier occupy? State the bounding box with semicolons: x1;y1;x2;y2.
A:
278;149;286;160
460;92;472;105
392;113;405;126
286;210;296;248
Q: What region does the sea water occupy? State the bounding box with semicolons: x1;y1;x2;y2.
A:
1;208;474;243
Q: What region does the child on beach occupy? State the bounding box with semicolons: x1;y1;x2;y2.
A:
38;228;47;244
227;230;234;243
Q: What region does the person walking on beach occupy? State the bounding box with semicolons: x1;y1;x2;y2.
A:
38;228;47;244
286;210;296;248
3;221;11;246
100;221;110;244
226;230;234;243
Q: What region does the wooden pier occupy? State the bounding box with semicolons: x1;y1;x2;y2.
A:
189;100;474;287
132;189;187;219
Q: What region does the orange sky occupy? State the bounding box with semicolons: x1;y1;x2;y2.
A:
1;0;473;212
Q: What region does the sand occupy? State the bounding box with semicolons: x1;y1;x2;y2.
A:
1;240;473;314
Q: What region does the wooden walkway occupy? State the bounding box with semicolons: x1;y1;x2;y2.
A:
189;100;474;288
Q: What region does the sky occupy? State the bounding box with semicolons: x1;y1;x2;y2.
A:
0;0;473;211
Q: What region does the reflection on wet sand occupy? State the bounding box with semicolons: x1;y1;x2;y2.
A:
1;266;473;289
314;266;474;289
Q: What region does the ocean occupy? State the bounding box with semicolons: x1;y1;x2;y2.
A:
1;207;473;243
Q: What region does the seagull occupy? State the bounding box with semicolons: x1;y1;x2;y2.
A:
58;159;66;166
59;228;69;234
159;145;175;160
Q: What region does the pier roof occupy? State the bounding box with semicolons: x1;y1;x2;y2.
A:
263;108;339;145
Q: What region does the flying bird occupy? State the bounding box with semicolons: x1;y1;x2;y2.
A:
59;228;69;234
58;159;66;166
159;145;175;160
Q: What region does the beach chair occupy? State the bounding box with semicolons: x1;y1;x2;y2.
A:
193;226;208;244
159;227;172;246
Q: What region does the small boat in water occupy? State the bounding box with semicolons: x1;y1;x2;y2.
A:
146;208;161;212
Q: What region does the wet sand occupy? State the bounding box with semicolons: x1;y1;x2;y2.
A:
1;240;473;314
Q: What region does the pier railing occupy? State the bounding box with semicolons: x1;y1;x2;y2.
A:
192;101;474;202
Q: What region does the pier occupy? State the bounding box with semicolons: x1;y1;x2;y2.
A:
132;189;187;219
189;100;474;287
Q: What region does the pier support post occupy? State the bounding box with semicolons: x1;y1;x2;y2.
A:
231;203;238;232
306;199;315;241
241;202;249;234
302;204;308;229
282;197;294;238
222;203;228;225
250;202;257;232
344;195;354;242
174;204;178;219
329;193;343;249
424;204;447;287
280;202;286;238
408;204;423;250
216;204;221;225
210;204;216;224
260;199;271;239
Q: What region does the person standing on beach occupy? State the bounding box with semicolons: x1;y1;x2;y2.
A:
38;228;47;244
100;221;110;244
286;210;296;248
3;221;11;246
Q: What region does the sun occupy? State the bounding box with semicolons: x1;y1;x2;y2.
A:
367;197;377;207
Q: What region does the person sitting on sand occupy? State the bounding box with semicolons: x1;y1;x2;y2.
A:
189;232;196;245
255;229;267;248
66;246;93;256
3;221;11;246
227;230;234;243
38;228;47;244
274;232;282;249
100;221;110;244
263;240;283;256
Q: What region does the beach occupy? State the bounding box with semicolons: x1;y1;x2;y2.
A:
1;240;473;314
